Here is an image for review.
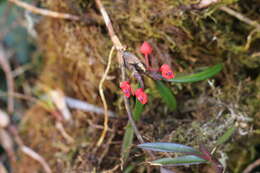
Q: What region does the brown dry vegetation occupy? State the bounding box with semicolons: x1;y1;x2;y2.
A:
2;0;260;172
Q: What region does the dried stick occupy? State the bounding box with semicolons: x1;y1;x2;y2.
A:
220;6;260;31
0;91;117;117
97;46;115;146
21;146;52;173
55;122;75;144
65;97;117;117
94;0;124;51
8;126;52;173
243;158;260;173
0;45;14;114
8;0;80;20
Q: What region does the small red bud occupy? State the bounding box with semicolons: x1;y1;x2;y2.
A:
160;64;175;79
135;88;148;104
120;81;133;98
140;41;153;55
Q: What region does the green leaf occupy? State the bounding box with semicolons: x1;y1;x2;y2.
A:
155;81;177;111
121;99;144;163
123;164;135;173
151;155;207;166
138;142;201;154
168;64;223;83
121;124;134;162
216;126;236;145
133;98;144;121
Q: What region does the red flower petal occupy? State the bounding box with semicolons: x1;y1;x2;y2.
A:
160;64;175;79
120;81;133;98
140;41;153;55
135;88;148;104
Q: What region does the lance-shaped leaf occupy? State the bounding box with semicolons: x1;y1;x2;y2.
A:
155;81;177;111
138;142;201;155
216;126;236;145
151;155;207;166
168;64;223;83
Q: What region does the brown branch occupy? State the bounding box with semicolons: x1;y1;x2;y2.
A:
220;6;260;31
8;0;80;21
0;45;14;114
243;158;260;173
8;126;52;173
94;0;124;50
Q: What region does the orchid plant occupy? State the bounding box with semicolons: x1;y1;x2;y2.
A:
120;41;223;171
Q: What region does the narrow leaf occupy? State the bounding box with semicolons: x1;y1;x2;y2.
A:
133;98;144;121
121;99;144;163
168;64;223;83
137;142;201;154
123;164;135;173
216;126;236;145
151;155;207;166
155;81;177;111
121;124;134;161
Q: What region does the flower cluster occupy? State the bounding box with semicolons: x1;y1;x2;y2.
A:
120;41;175;104
140;41;175;79
120;81;148;104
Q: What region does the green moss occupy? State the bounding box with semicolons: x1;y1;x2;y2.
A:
14;0;260;172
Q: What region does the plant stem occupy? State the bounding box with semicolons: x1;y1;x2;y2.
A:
145;54;149;68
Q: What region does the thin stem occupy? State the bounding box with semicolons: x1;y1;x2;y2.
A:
97;46;115;146
0;45;14;114
145;54;149;68
123;97;144;143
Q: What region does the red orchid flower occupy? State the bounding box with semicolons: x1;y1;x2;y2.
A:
120;81;133;98
140;41;152;68
135;88;148;104
160;64;175;79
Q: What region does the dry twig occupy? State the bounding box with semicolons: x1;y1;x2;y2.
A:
55;122;75;144
8;126;52;173
0;45;14;114
49;90;72;121
8;0;80;20
243;158;260;173
220;6;260;31
21;146;52;173
65;97;117;117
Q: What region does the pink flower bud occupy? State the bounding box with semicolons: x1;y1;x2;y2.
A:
140;41;153;55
